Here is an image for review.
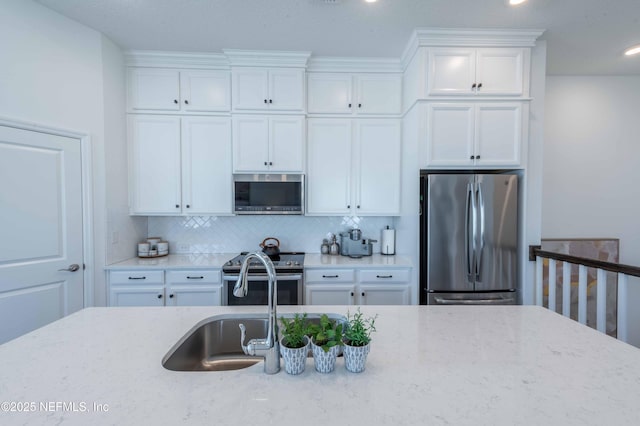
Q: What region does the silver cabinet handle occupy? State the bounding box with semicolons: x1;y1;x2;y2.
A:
58;264;80;272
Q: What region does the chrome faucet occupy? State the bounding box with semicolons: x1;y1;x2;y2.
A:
234;251;280;374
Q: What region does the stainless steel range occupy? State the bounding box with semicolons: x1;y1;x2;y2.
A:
222;252;304;305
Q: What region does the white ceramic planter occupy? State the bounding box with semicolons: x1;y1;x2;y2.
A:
280;336;310;375
343;342;370;373
311;340;340;373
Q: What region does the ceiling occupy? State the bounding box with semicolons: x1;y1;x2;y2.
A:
35;0;640;75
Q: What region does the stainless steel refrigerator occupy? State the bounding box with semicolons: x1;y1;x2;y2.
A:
420;172;519;305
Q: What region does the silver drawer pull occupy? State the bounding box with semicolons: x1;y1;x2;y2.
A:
187;276;204;280
376;275;393;279
322;275;339;278
128;276;146;280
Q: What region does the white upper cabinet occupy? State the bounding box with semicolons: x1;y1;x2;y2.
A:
425;103;523;168
306;119;352;215
307;73;402;115
231;68;305;112
128;68;231;112
129;115;233;215
232;115;305;172
354;120;402;215
181;117;233;214
427;48;526;96
129;115;182;214
307;118;401;216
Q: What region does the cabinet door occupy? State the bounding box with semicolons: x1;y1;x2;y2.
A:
232;68;269;110
355;74;402;114
358;285;410;305
166;285;222;306
304;284;355;305
354;119;401;215
425;104;475;167
128;68;180;111
129;115;182;214
109;286;165;307
307;73;353;114
475;48;525;96
474;103;522;166
180;70;231;112
306;119;352;215
232;116;269;172
268;69;305;111
427;48;476;96
182;117;233;214
268;116;305;172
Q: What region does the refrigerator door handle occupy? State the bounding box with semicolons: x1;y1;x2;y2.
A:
465;182;475;281
476;181;485;281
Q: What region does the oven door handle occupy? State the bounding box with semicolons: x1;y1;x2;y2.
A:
223;274;303;281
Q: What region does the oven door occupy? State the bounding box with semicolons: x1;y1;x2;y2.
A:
223;274;302;306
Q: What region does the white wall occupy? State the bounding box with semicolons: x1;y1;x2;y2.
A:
0;0;123;306
102;36;147;272
543;75;640;346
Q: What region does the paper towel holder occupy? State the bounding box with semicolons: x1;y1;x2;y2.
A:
381;225;396;255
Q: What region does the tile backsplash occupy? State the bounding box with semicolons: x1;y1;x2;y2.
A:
147;215;394;254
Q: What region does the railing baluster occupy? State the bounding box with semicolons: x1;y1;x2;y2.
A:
562;262;571;317
535;256;543;306
617;273;628;343
548;259;557;312
578;265;588;325
596;268;607;333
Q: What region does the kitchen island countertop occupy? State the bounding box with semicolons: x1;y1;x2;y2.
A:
1;305;639;425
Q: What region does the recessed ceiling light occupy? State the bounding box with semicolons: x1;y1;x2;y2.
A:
624;45;640;56
509;0;527;5
365;0;377;3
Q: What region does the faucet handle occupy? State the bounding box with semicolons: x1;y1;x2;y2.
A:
239;323;250;355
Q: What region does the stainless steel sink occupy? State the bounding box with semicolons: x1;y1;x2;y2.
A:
162;313;346;372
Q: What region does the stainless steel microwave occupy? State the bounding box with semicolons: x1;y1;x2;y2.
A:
233;174;304;215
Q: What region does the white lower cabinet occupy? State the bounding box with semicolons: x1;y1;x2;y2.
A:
165;271;222;306
109;270;222;307
304;268;411;305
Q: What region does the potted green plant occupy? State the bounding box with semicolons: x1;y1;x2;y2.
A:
279;313;310;375
342;309;377;373
309;314;343;373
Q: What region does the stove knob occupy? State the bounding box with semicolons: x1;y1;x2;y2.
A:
286;260;293;266
293;261;300;266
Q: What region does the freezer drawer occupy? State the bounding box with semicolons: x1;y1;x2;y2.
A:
427;291;516;305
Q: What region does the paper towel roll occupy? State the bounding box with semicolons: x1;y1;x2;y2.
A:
381;227;395;255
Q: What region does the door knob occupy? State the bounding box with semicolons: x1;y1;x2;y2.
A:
58;264;80;272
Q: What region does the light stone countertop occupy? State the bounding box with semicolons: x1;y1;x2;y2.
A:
1;305;639;425
105;253;237;270
105;253;413;270
304;253;412;268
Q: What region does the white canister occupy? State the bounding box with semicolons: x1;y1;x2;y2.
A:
137;242;150;254
157;242;169;253
381;226;395;255
147;237;161;249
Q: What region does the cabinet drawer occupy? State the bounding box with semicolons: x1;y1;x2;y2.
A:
109;270;164;285
305;269;355;283
359;269;410;283
166;270;221;285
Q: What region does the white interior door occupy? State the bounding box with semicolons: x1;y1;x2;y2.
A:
0;125;84;344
